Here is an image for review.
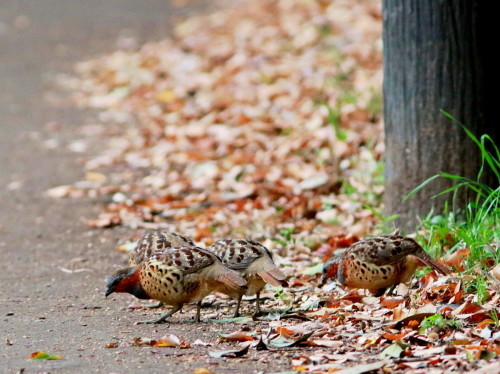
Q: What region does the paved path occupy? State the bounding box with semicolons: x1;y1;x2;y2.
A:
0;2;277;373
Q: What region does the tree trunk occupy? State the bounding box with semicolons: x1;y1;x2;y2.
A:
382;0;498;232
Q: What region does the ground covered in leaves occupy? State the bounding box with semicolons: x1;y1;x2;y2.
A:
48;0;499;372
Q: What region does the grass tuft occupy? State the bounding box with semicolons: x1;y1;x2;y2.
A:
405;113;499;303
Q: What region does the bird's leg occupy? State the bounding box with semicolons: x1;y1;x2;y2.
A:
137;305;182;324
233;295;243;317
195;301;202;322
369;288;387;297
145;301;164;309
253;291;262;316
386;285;396;296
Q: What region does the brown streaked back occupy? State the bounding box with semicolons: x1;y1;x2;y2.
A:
129;230;195;266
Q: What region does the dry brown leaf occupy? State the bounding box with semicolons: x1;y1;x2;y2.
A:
218;331;254;342
444;249;470;266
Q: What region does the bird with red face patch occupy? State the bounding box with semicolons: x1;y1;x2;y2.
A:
321;230;450;296
208;239;288;316
106;246;247;323
127;230;197;309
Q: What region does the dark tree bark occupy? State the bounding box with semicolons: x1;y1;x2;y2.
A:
382;0;498;231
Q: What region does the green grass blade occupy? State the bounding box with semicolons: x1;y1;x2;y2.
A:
403;174;441;202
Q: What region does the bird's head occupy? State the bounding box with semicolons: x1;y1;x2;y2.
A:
105;266;141;297
320;256;341;287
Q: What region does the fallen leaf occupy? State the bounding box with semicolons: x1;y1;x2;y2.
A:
218;331;254;342
382;332;407;341
444;249;470;266
476;319;495;330
332;360;389;374
490;265;500;281
45;185;74;198
85;212;121;228
275;327;295;336
408;320;420;328
193;339;212;346
380;297;404;309
307;339;344;348
297;174;328;191
117;241;137;253
392;313;435;329
157;90;177;103
28;351;62;360
208;343;250;358
254;334;268;351
154;334;181;347
380;342;406;358
302;262;324;275
192;369;215;374
474;362;500;374
132;335;188;348
85;171;107;183
132;337;154;346
268;332;313;348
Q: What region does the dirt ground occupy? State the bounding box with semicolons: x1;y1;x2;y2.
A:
0;2;288;373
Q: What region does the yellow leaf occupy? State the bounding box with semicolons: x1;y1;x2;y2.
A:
293;366;308;372
193;369;215;374
85;171;107;183
157;90;176;103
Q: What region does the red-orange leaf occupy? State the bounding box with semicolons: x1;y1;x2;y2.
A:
380;298;404;309
276;327;294;337
218;331;254;342
476;319;495;329
444;249;470;266
382;332;407;341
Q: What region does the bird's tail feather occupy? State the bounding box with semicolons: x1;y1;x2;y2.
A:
258;267;288;287
215;267;247;290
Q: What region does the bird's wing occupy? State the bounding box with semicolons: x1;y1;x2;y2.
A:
149;246;216;275
349;235;421;266
129;230;195;266
208;239;266;270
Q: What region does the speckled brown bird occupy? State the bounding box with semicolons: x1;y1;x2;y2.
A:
106;246;247;323
127;230;196;309
208;239;288;316
321;231;450;296
129;230;195;266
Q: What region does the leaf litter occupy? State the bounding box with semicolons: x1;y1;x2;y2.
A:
27;351;62;360
50;0;498;372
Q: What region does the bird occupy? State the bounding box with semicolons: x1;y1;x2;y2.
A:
128;230;196;309
321;231;451;296
129;230;195;266
208;239;288;316
105;246;247;323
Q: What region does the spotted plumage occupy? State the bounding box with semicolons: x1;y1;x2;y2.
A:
129;230;195;266
106;246;247;323
322;231;451;296
208;239;288;316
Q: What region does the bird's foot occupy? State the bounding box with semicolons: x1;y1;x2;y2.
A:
145;301;164;309
252;310;263;318
137;306;180;324
136;315;170;324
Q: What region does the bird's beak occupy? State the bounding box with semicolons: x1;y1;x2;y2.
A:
105;287;113;297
